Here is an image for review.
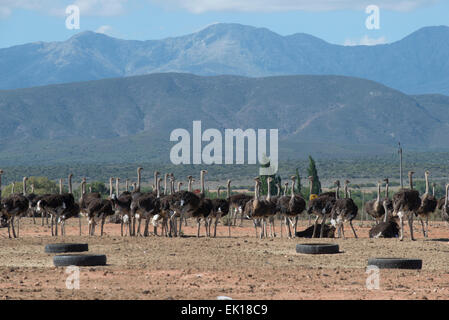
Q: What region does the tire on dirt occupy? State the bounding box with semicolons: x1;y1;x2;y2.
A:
53;254;107;267
45;243;88;253
295;243;339;254
367;258;422;270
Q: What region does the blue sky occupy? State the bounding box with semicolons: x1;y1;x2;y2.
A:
0;0;448;48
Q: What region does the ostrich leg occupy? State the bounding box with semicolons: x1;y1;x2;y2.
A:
425;216;429;238
196;218;201;237
399;214;404;241
349;220;358;238
253;219;258;238
419;218;426;237
51;216;54;236
408;213;415;241
320;215;327;238
311;216;320;238
294;216;299;236
101;217;105;236
79;215;82;236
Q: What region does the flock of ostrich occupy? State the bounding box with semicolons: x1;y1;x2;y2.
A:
0;167;449;241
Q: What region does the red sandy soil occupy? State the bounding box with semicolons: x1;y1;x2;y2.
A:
1;218;449;300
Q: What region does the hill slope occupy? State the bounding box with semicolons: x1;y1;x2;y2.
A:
0;73;448;166
1;24;449;94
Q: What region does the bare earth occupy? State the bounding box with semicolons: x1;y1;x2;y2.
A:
1;218;449;300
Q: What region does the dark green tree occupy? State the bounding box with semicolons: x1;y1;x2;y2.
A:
307;156;321;194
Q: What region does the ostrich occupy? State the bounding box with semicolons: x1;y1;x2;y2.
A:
79;178;101;217
1;176;29;238
87;198;115;236
307;182;336;238
130;184;161;237
57;174;81;236
416;171;437;237
251;178;276;238
13;177;32;236
330;180;358;239
190;170;213;237
277;176;306;238
208;185;230;238
382;178;394;222
365;181;385;224
227;183;252;228
165;175;202;237
36;186;76;237
261;177;277;238
392;171;421;241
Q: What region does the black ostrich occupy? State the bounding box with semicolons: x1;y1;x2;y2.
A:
190;170;213;237
330;180;358;239
277;176;306;238
86;198;115;236
369;201;400;238
365;181;385;224
1;177;30;238
416;171;437;237
307;179;337;238
208;184;230;238
382;178;393;222
249;178;277;239
392;171;422;241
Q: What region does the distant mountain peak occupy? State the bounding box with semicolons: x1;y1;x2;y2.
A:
1;24;449;95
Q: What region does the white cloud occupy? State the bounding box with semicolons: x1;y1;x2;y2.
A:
95;25;113;35
0;0;128;19
344;35;388;46
150;0;439;13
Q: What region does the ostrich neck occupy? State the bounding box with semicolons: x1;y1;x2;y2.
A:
227;182;231;199
116;179;120;196
267;180;271;201
385;184;389;198
344;184;348;198
254;181;259;200
377;184;381;202
109;179;113;197
425;174;429;194
409;174;413;190
291;180;295;199
137;170;141;192
164;176;168;195
59;179;63;194
284;184;288;197
336;185;339;200
188;179;193;192
156;179;160;198
154;172;158;191
178;182;182;192
23;178;27;196
201;172;205;195
68;176;72;194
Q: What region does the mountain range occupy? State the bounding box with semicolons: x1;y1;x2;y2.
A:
1;23;449;94
0;73;448;166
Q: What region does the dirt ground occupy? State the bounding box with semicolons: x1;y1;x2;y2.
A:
1;217;449;300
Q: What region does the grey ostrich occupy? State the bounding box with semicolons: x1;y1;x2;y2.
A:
392;171;421;241
416;171;437;237
330;180;358;239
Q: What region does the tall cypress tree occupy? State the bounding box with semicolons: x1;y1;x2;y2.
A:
307;156;321;195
